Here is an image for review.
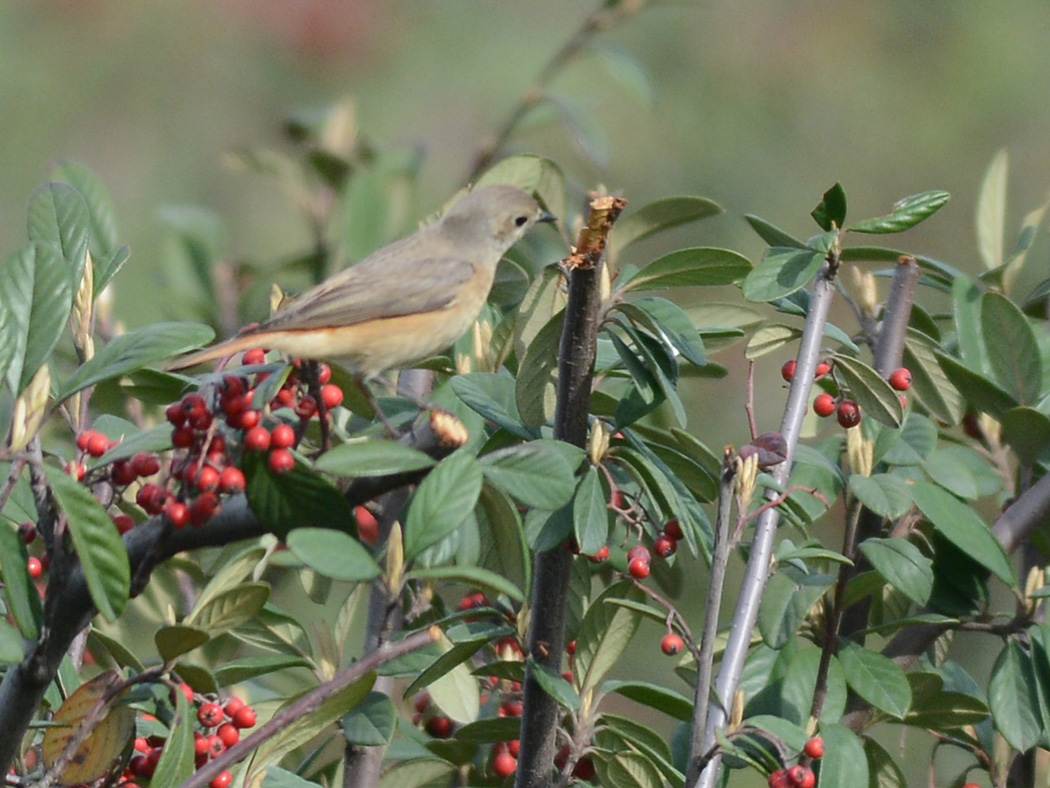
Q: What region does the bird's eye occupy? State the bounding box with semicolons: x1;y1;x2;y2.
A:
514;215;528;227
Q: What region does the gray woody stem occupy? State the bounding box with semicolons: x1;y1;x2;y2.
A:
694;258;839;788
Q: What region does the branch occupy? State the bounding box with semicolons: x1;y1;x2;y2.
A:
515;195;625;788
181;627;441;788
694;256;840;788
0;414;461;774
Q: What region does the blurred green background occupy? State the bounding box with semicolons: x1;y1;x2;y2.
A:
4;1;1048;784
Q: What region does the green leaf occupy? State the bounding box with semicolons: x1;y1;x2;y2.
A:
404;451;483;562
314;441;435;477
904;329;965;425
864;737;906;788
742;247;824;303
287;528;381;582
989;640;1041;751
936;353;1016;420
833;355;904;427
476;483;530;596
0;618;25;664
781;649;847;725
343;691;397;746
609;196;722;257
587;41;654;106
0;520;41;641
213;655;312;686
811;183;847;231
378;759;455;788
911;482;1014;584
873;411;937;466
408;566;524;602
59;322;215;401
850;190;950;234
573;466;610;556
617;297;707;366
848;474;912;519
604;680;693;721
50;161;119;264
245;453;355;539
428;649;481;724
976;149;1008;270
981;292;1042;405
480;442;576;510
575;581;645;698
904;672;988;729
817;723;870;784
594;749;664;788
155;625;209;662
185;582;270;633
247;675;375;787
27;182;90;286
454;716;522;742
516;310;562;429
530;659;580;710
43;465;130;621
451;373;534;439
952;275;988;372
618;248;751;291
1001;407;1050;467
837;641;912;718
0;243;73;393
858;538;932;606
263;767;324;788
744;214;806;248
759;570;834;649
149;688;195;788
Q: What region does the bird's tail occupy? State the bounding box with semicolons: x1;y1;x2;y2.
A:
165;333;270;372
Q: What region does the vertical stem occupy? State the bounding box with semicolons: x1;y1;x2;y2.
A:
694;259;839;788
686;452;737;785
515;196;623;788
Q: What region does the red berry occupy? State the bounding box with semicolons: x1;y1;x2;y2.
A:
27;556;43;579
572;756;596;781
210;771;233;788
425;715;453;738
177;682;195;704
136;483;164;514
612;490;628;509
244;426;271;452
132;453;161;477
661;633;684;656
86;432;110;457
196;465;221;492
768;769;790;788
271;424;296;449
268;449;295;474
836;399;861;429
232;705;257;729
164;501;190;529
317;363;332;384
198;702;223;728
653;536;677;559
355;505;379;544
207;734;226;757
321;384;344;409
500;700;523;717
216;722;240;747
242;349;267;365
507;739;520;757
18;522;37;544
172;425;196;448
166;403;187;426
238;408;261;430
628;557;651;579
664;518;684;540
888;367;912;391
815;361;832;378
627;545;650;563
76;431;94;451
273;388;296;409
219;466;246;494
787;765;808;787
193;732;210;756
223;697;245;718
566;640;576;656
813;393;836;418
803;737;824;759
588;545;610;563
295;395;318;420
492;752;517;778
112;460;137;485
414;692;431;713
65;461;86;481
781;359;797;382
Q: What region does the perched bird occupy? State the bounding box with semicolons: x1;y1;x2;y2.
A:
170;184;554;379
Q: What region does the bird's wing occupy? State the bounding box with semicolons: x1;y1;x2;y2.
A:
258;251;477;333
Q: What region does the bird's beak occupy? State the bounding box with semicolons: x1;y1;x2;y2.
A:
538;210;557;224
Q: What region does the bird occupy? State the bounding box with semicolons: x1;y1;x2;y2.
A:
169;184;555;383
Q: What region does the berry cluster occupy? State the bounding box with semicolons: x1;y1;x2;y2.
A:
767;737;823;788
625;518;683;580
120;686;256;788
808;365;912;429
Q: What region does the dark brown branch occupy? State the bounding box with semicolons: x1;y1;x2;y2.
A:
515;195;624;788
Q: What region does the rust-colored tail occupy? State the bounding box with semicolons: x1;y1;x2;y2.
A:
165;333;269;371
